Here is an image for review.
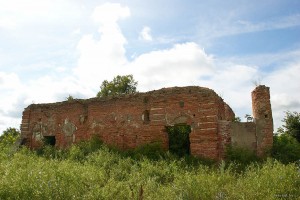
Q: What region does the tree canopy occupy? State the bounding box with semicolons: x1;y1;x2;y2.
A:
97;75;138;97
0;127;20;146
277;111;300;143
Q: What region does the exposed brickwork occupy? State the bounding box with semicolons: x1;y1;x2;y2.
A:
224;103;235;121
20;85;273;160
217;120;232;159
252;85;273;156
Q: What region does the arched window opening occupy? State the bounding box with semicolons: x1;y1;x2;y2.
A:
142;110;150;123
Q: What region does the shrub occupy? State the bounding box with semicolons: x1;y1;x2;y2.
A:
271;133;300;164
35;136;103;161
225;145;260;171
0;136;299;199
166;125;191;157
125;142;166;160
0;127;20;146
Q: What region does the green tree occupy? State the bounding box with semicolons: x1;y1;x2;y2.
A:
97;74;138;97
0;127;20;146
271;133;300;164
66;95;74;101
233;117;241;122
278;111;300;143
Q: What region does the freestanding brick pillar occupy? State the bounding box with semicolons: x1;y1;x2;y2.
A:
252;85;273;156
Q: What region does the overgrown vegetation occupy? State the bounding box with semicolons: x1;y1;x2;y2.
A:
97;74;138;97
271;111;300;164
225;145;261;171
166;125;191;157
272;133;300;164
0;135;299;199
277;111;300;143
0;127;20;146
0;111;300;199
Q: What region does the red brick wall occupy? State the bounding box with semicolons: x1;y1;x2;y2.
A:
21;87;232;159
217;120;232;159
20;85;273;160
252;85;273;156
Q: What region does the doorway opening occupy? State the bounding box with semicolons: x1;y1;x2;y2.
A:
166;124;191;157
43;136;56;146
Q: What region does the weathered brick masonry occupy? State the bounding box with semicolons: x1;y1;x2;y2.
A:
20;85;273;159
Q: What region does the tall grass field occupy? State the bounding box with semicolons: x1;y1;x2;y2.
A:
0;138;299;200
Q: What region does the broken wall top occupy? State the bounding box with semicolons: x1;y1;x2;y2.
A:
25;86;232;111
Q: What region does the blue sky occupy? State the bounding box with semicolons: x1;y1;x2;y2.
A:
0;0;300;133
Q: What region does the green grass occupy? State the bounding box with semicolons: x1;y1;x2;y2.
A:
0;140;299;200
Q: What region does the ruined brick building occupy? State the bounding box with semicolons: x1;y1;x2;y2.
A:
20;85;273;160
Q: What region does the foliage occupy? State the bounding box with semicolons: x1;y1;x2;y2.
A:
166;125;191;157
36;136;103;161
97;74;138;97
278;111;300;143
225;145;260;170
0;127;20;146
0;139;299;199
125;142;166;161
233;116;241;122
66;95;74;101
271;133;300;164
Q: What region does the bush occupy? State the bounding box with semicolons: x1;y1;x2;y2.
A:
278;111;300;143
166;125;191;157
225;145;260;171
35;136;103;161
124;142;166;160
62;136;103;162
0;136;299;199
0;127;20;146
271;134;300;164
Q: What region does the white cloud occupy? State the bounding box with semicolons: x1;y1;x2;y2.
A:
0;71;21;90
139;26;153;41
0;71;23;133
72;28;81;35
264;62;300;130
74;3;130;91
197;13;300;41
0;0;82;28
46;2;300;132
92;3;130;25
129;42;214;91
1;2;299;135
200;64;258;107
0;18;16;29
0;116;21;135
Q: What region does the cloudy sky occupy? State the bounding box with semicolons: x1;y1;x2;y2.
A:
0;0;299;134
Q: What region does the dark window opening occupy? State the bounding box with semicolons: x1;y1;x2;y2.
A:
143;97;149;104
143;110;150;123
20;138;28;145
43;136;56;146
179;101;184;108
265;114;268;119
166;124;191;157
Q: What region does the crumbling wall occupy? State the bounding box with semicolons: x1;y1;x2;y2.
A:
20;85;274;160
217;120;232;159
21;86;231;159
217;85;273;157
230;122;257;150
